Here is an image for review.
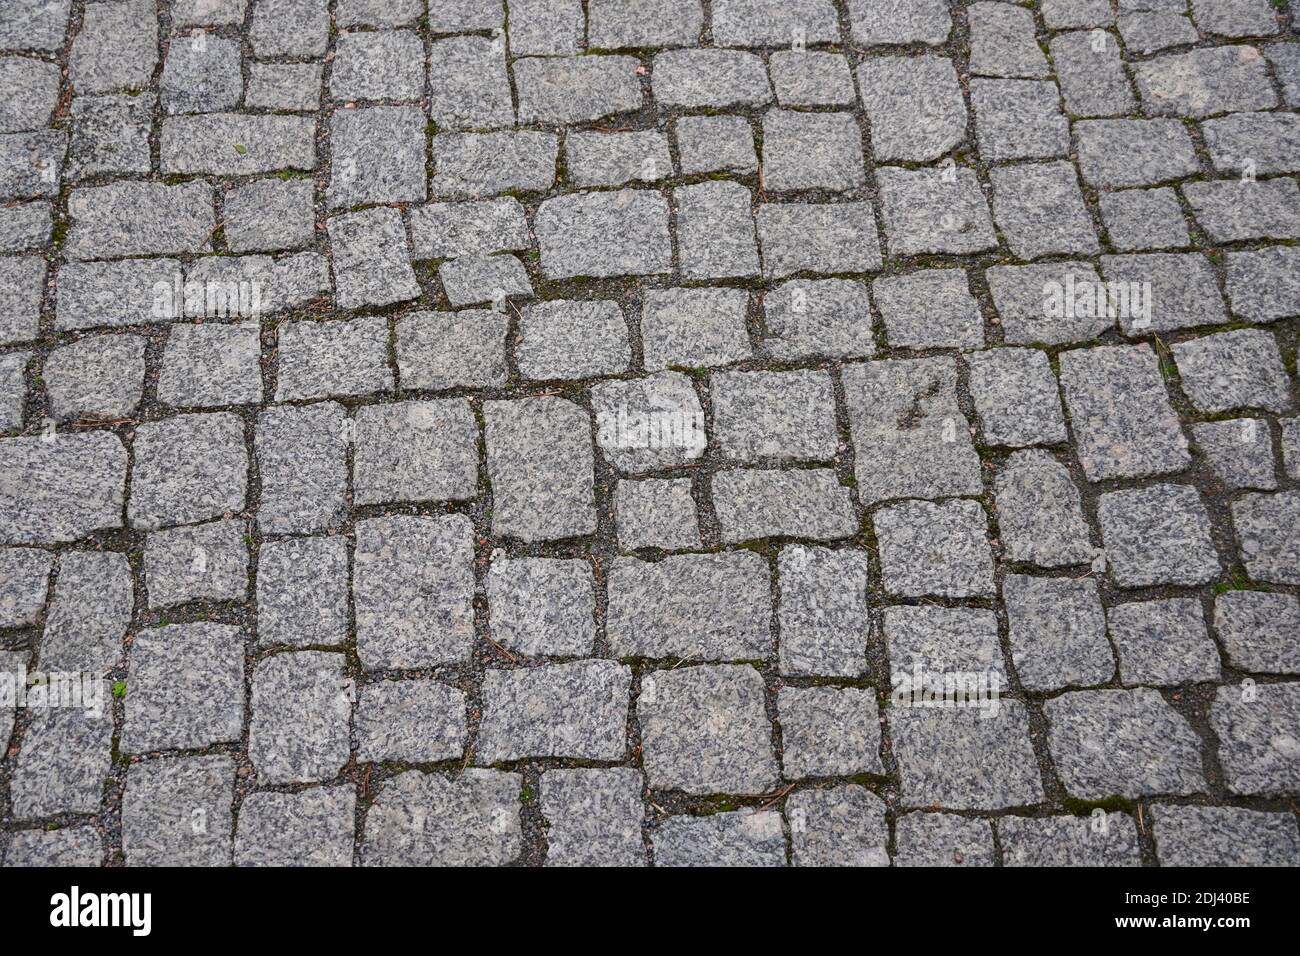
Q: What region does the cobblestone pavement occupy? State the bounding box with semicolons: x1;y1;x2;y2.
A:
1;0;1298;868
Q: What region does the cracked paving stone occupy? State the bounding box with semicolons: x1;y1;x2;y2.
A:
892;700;1044;811
362;769;521;867
353;515;475;670
1232;491;1300;585
39;550;132;675
779;687;882;780
536;189;671;280
356;680;467;764
517;300;630;381
606;552;770;660
641;287;751;370
159;322;263;410
653;810;785;867
541;768;646;867
770;51;854;108
1153;805;1300;867
711;468;857;543
123;623;245;753
1133;45;1276;118
3;828;103;868
0;432;126;544
1215;591;1300;675
877;167;997;257
123;755;234;866
761;278;874;361
396;310;509;390
638;664;777;796
1050;30;1136;118
128;413;247;531
788;786;888;868
330;30;425;103
1211;682;1300;796
674;181;760;280
354;400;478;506
971;80;1068;163
1099;187;1191;252
1003;574;1115;692
256;402;347;535
1184;178;1300;242
1174;329;1292;415
486;556;595;657
249;651;352;786
327;207;421;312
566;130;672;189
257;536;349;648
0;547;50;628
1000;814;1142;867
966;349;1067;448
762;110;864;194
614;477;700;552
990;162;1099;261
515;55;642;126
439;254;533;308
430;131;558;200
778;546;869;678
756;201;882;277
1109;598;1221;686
409;197;530;261
874;499;995;599
476;661;631;763
235;787;356;868
652;49;771;109
894;813;996;867
1074;119;1200;189
1193;418;1277;491
591;371;705;474
145;519;248;608
675;115;756;176
326;107;426;208
427;36;514;130
884;605;1007;696
1045;688;1206;800
969;1;1050;78
1100;483;1221;588
1202;112;1300;176
45;333;145;422
275;316;393;402
856;56;967;164
711;369;837;463
10;681;113;819
874;269;984;350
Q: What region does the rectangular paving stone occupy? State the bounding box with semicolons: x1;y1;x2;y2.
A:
128;412;248;530
1133;46;1276;117
606;552;771;660
856;55;967;164
1110;597;1221;686
45;333;146;422
256;401;348;535
1099;187;1191;251
565;130;672;188
885;605;1006;698
653;809;786;866
712;369;837;463
651;50;772;109
1050;30;1136;118
1152;805;1300;867
427;0;503;33
353;515;475;670
536;189;671;279
1201;112;1300;175
994;450;1095;568
674;181;760;280
0;256;43;343
1225;246;1300;322
10;681;113;819
894;813;995;867
327;207;422;311
788;785;888;867
327;106;426;208
249;651;352;785
0;547;50;628
847;0;951;46
235;787;356;868
756;202;882;278
971;79;1068;162
161;114;317;175
968;1;1049;78
1184;178;1300;242
1100;252;1227;335
476;661;631;763
1119;11;1198;54
1000;813;1142;867
145;519;248;608
0;130;65;198
439;254;533;308
986;261;1114;346
874;499;995;599
64;182;214;261
1074;119;1200;188
0;200;52;253
541;768;646;867
1211;682;1299;796
396;310;509;390
0;433;126;544
712;468;856;543
122;756;234;866
1173;328;1292;415
614;477;700;552
430;131;558;199
329;29;425;103
778;546;869;678
874;268;984;349
362;769;521;866
592;372;705;474
1193;418;1277;491
3;827;103;868
877;167;998;257
587;0;701;49
675;115;756;176
244;62;322;112
712;0;839;46
641;287;751;371
486;557;595;657
1100;483;1221;588
515;55;642;125
761;279;875;361
0;0;71;52
275;316;394;402
159;321;263;410
409;198;531;261
770;51;855;108
39;550;132;675
160;33;242;115
508;0;583;56
356;680;468;764
354;400;478;506
0;56;60;133
1215;590;1300;675
517;300;631;381
1004;574;1114;692
257;535;349;648
1232;491;1300;585
427;36;515;130
250;0;328;56
224;178;315;254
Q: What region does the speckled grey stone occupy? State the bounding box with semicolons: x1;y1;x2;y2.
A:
892;700;1043;810
64;181;214;261
1074;119;1200;189
985;262;1114;346
1211;681;1300;796
1191;0;1278;35
507;0;582;56
880;166;997;256
487;557;595;657
591;371;705;474
1058;344;1190;482
427;36;514;130
516;55;641;126
69;0;157;94
779;546;869;678
1101;252;1227;336
326;106;426;207
0;201;51;253
1003;574;1114;692
439;253;533;308
565;130;672;189
0;351;24;431
257;536;348;649
841;357;982;505
122;755;234;866
330;30;424;102
1202;112;1300;175
517;300;630;381
1050;30;1135;118
159;322;263;410
10;681;113;819
885;605;1006;701
778;687;881;780
787;786;887;867
256;402;347;535
1225;246;1300;322
541;768;645;867
356;681;467;764
1099;483;1221;588
1000;813;1142;866
1191;171;1300;240
971;80;1068;163
354;400;478;507
639;664;776;795
123;623;245;753
426;0;503;34
967;350;1067;449
894;813;996;867
1108;598;1220;686
674;115;756;176
44;333;145;422
0;56;60;133
244;62;322;112
761;279;875;361
235;787;356;867
653;809;785;866
0;547;49;627
362;769;521;866
1193;418;1278;491
587;0;701;49
1267;43;1300;106
0;130;65;198
276;317;393;403
327;207;421;311
429;131;558;200
847;0;951;46
1285;417;1300;479
410;198;530;261
756;201;883;277
0;650;24;749
249;651;352;786
614;477;700;552
762;110;864;194
0;258;41;342
224;178;314;254
607;552;771;660
990;162;1099;261
652;49;771;109
712;468;857;544
874;269;984;349
641;287;751;371
1174;329;1292;415
1045;688;1206;799
333;0;418;27
39;550;132;675
769;51;853;108
968;1;1049;78
536;189;671;279
3;827;103;867
1118;11;1198;54
160;34;241;115
477;661;630;763
712;369;837;463
395;310;509;390
145;519;247;608
712;0;838;46
0;0;71;52
856;56;967;163
674;180;760;280
1152;805;1300;867
1215;591;1300;675
1133;45;1276;118
353;515;475;670
161;114;316;176
874;499;994;599
1100;187;1191;251
1232;491;1300;585
129;412;247;531
0;432;127;545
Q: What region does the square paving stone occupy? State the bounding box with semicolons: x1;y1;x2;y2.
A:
235;787;356;867
0;56;59;132
1109;597;1221;686
1049;30;1135;118
541;768;646;867
508;0;583;56
778;546;869;678
1100;187;1191;251
653;810;786;866
885;605;1007;702
9;680;113;819
256;402;348;535
1215;590;1300;674
841;357;982;505
1193;418;1278;491
361;769;522;866
0;546;50;627
159;321;263;409
45;333;146;421
160;33;242;114
224;178;315;254
129;412;248;530
244;62;322;112
565;130;672;189
69;0;158;94
966;348;1067;448
353;515;475;670
1211;682;1300;796
761;278;875;361
1099;483;1221;588
990;162;1099;260
274;317;393;402
641;287;751;371
971;80;1068;162
892;700;1044;810
1225;246;1300;322
847;0;951;45
651;49;772;110
711;468;857;543
123;755;234;866
590;371;706;474
0;130;65;198
517;300;630;381
0;432;127;545
145;519;248;608
536;189;671;279
1153;805;1300;867
1231;491;1300;585
755;201;882;277
876;166;998;257
874;499;995;599
614;478;701;552
257;535;349;648
999;813;1142;866
327;207;422;311
1003;574;1115;692
788;786;888;867
327;106;427;209
1073;119;1200;189
330;30;424;102
395;310;509;390
761;110;864;194
856;55;966;163
476;661;631;763
356;680;468;764
1058;344;1190;481
3;827;103;867
249;651;352;786
606;552;771;661
770;51;854;108
39;551;132;675
1045;688;1206;799
674;180;760;280
874;269;984;350
587;0;702;49
0;200;51;252
1132;46;1276;118
515;55;642;126
486;557;595;657
123;623;245;753
485;397;596;542
1173;329;1292;415
968;1;1050;78
778;687;882;780
427;36;514;130
353;400;479;506
0;0;71;52
638;664;778;796
711;370;837;462
894;813;996;867
430;131;558;200
674;115;756;176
